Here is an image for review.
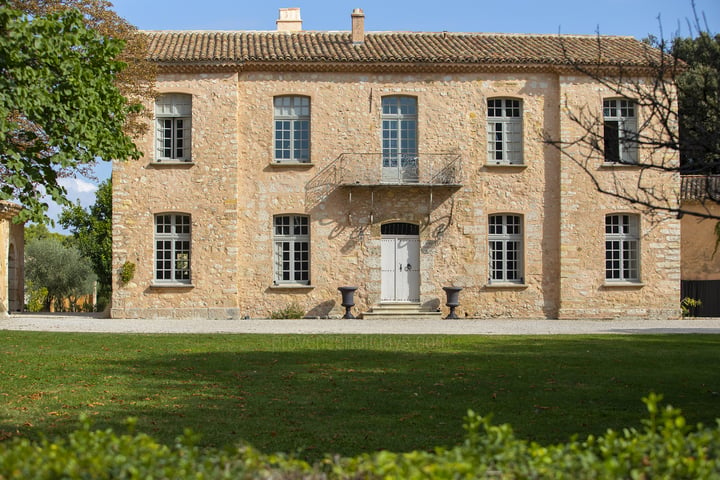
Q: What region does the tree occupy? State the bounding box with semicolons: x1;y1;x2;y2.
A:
25;238;97;311
544;15;720;220
24;222;67;244
0;5;141;223
9;0;156;139
673;32;720;173
59;179;112;301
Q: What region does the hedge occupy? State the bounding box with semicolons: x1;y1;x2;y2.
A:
0;393;718;479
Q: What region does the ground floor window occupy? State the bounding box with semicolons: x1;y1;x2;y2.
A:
489;214;523;283
605;214;640;282
274;215;310;284
155;213;191;284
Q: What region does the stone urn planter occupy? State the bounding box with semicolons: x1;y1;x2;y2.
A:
338;286;358;319
442;286;462;319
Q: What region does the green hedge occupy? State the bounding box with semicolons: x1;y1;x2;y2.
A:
0;394;718;479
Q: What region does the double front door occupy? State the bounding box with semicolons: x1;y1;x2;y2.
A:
381;230;420;303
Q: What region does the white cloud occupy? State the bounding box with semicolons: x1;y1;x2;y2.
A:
61;177;98;195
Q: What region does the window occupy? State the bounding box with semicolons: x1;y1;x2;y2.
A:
155;214;191;284
273;215;310;284
155;94;192;162
488;214;523;283
603;99;637;164
382;96;418;182
605;214;640;282
487;98;523;165
274;96;310;163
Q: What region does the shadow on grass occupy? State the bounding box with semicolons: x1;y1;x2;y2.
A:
2;334;719;461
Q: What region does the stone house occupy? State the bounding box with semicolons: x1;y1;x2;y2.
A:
111;8;680;320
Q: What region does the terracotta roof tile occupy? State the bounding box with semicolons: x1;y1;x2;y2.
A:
144;30;664;71
681;175;720;201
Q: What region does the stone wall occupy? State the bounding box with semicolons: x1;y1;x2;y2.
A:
0;202;24;316
681;202;720;281
112;69;681;319
557;76;680;319
112;72;241;319
234;71;558;318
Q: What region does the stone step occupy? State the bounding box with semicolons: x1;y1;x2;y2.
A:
362;303;442;319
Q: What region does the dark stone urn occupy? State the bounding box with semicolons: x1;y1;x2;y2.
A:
442;286;463;319
338;286;358;319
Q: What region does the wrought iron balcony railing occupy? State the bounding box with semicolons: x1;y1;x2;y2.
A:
331;153;463;186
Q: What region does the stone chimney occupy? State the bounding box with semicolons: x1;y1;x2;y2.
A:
276;8;302;32
351;8;365;44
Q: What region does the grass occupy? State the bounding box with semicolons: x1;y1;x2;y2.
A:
0;332;719;461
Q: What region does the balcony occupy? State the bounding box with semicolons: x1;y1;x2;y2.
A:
331;153;462;187
304;153;463;216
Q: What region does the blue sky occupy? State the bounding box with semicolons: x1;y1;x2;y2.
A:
52;0;719;231
113;0;718;37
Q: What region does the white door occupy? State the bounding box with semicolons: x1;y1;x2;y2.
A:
381;235;420;302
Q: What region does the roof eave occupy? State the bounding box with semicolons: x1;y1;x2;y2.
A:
151;59;660;75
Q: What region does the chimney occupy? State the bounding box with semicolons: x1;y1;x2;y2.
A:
351;8;365;44
276;8;302;32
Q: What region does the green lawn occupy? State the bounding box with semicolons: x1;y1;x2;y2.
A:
1;332;718;461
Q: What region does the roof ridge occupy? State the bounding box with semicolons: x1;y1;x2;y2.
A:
142;30;638;39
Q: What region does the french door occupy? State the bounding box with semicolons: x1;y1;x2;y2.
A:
381;228;420;302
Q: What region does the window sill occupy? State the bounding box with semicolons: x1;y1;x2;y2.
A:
268;162;314;169
149;161;195;168
269;284;315;291
484;163;527;170
599;162;640;170
484;283;529;290
150;282;195;289
602;281;645;289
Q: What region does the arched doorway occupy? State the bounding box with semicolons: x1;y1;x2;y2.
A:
380;222;420;302
8;244;17;312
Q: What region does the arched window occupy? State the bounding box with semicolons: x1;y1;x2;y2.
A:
273;214;310;284
605;214;640;281
274;96;310;163
154;213;191;284
381;96;418;182
381;222;419;236
487;98;523;165
155;93;192;162
488;214;523;283
603;98;637;164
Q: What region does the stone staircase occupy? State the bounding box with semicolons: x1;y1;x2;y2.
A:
362;303;442;319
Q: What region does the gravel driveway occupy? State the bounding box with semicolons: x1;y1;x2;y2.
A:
2;313;720;335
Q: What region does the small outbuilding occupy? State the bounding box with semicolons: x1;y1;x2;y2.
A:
681;176;720;316
0;201;24;315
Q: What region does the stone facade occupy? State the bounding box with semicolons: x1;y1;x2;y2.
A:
112;10;681;320
681;203;720;282
680;177;720;281
0;202;24;316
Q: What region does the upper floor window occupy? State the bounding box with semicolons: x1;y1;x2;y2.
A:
487;98;523;165
273;214;310;285
488;214;523;283
603;99;637;164
155;213;191;284
605;214;640;282
274;96;310;163
382;96;418;182
155;94;192;162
